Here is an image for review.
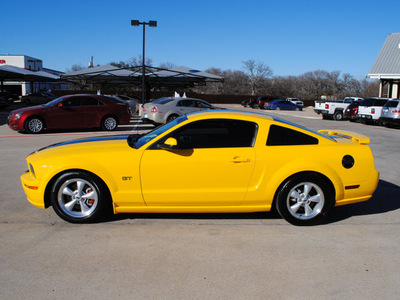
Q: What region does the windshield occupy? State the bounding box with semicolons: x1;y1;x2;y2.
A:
43;96;66;107
134;116;188;148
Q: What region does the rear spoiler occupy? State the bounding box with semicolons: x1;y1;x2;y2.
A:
318;130;370;144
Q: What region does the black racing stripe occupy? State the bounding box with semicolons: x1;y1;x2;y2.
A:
35;135;129;153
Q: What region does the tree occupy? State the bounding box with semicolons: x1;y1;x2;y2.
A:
65;64;85;73
242;59;273;95
109;55;153;68
159;62;177;69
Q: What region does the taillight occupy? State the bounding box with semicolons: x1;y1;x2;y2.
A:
151;106;157;113
392;109;400;113
325;104;329;109
371;108;375;114
142;106;146;111
355;107;358;113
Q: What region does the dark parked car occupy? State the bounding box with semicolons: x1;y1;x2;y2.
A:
0;97;9;108
241;98;258;108
0;91;19;103
21;92;56;105
257;96;275;109
344;101;361;122
7;94;131;134
266;100;302;111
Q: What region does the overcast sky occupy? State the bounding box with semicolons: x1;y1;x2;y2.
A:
2;0;399;78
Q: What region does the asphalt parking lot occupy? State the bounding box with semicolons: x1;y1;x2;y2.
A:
1;104;399;299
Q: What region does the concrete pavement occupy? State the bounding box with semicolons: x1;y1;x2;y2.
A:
1;105;399;299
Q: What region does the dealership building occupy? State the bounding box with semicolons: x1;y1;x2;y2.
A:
0;54;68;95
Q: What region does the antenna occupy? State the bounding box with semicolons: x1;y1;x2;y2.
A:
88;56;94;68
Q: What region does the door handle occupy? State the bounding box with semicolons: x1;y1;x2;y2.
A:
230;156;251;163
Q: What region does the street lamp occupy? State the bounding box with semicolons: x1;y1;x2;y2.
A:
131;20;157;105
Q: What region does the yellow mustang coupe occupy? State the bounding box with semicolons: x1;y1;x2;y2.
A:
21;111;379;225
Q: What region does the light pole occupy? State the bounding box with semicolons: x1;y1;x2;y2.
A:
131;20;157;105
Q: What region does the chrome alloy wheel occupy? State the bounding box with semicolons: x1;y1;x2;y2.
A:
57;178;99;219
103;117;117;130
27;118;44;133
286;182;325;220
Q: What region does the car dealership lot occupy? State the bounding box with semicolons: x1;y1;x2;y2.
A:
1;106;400;299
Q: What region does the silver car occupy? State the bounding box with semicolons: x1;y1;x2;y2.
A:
142;97;217;124
380;99;400;127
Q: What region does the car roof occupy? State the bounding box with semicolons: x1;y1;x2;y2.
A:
186;110;273;121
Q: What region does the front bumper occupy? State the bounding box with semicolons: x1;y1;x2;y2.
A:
6;114;24;131
20;171;46;209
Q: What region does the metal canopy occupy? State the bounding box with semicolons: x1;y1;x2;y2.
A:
61;64;224;88
0;65;61;82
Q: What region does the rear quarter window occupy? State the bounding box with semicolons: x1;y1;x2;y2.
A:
267;125;318;146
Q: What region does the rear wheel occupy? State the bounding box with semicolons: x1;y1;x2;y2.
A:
25;117;45;134
101;116;118;131
333;111;343;121
167;114;179;122
275;107;281;110
276;174;334;226
50;171;110;223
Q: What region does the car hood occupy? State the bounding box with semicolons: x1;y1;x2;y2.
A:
11;104;48;114
34;135;131;154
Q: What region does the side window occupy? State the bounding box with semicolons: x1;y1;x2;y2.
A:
160;119;257;149
62;97;81;107
267;125;318;146
178;100;194;107
375;99;388;106
195;101;212;108
82;97;100;106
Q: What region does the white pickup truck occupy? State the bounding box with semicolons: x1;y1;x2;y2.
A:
314;97;363;120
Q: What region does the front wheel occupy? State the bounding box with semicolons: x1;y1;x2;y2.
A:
275;174;334;226
50;171;110;223
25;117;45;134
275;107;281;110
101;116;118;131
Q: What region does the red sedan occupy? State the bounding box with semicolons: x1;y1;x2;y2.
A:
7;94;131;133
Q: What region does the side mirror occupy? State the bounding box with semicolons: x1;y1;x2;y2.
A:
158;137;178;150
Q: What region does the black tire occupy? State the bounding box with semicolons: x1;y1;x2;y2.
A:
333;111;343;121
167;114;179;122
50;171;110;223
24;117;45;134
275;174;334;226
295;107;300;111
101;115;118;131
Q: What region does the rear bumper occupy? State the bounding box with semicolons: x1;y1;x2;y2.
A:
314;109;329;115
380;117;400;125
335;169;380;206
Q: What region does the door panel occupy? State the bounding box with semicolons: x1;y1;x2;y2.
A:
45;106;82;129
140;147;256;206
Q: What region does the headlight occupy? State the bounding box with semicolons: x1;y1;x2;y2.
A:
14;112;22;120
29;163;36;178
